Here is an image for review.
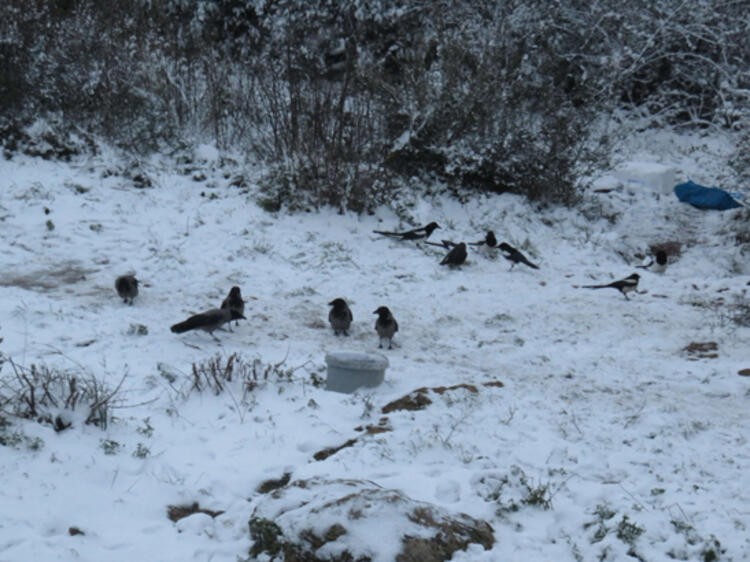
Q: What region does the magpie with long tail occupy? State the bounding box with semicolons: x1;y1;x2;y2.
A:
582;273;640;300
499;242;539;270
373;221;440;241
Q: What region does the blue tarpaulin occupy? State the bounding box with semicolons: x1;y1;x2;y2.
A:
674;180;742;210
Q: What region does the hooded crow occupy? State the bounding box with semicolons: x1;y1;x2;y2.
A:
374;306;398;349
373;221;440;241
221;286;245;329
328;298;353;336
115;274;139;305
171;308;246;339
440;242;468;266
636;250;667;274
498;242;539;270
468;230;498;248
582;273;640;300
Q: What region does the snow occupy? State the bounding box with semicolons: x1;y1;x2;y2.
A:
0;129;748;561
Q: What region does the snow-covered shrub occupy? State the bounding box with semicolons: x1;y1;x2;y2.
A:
0;357;124;431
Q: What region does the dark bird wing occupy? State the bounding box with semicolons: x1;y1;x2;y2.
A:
171;308;236;334
440;243;467;265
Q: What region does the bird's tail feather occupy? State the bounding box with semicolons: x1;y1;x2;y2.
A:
171;318;199;333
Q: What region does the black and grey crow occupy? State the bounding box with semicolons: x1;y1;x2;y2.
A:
468;230;498;248
499;242;539;270
328;298;353;336
440;242;468;266
636;250;667;274
171;308;246;339
582;273;640;300
221;286;245;329
373;221;440;241
115;274;139;305
374;306;398;349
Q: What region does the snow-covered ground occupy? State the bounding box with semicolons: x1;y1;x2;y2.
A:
0;130;748;561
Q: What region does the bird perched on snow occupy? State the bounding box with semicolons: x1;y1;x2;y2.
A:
374;306;398;349
636;250;667;274
498;242;539;270
170;308;246;339
373;221;441;241
115;274;139;305
582;273;640;300
440;242;468;266
221;286;245;329
468;230;498;249
328;298;353;336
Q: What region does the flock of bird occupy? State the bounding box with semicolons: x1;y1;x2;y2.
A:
114;221;667;349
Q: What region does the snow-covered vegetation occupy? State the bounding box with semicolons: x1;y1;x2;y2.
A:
1;2;749;561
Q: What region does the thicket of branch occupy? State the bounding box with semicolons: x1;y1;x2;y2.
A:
1;0;748;209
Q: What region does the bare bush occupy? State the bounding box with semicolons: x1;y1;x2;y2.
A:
0;357;125;431
189;352;319;402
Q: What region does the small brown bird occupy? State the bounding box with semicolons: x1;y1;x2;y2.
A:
170;308;246;340
328;298;353;336
115;274;139;305
440;242;467;266
582;273;640;300
374;306;398;349
221;286;245;329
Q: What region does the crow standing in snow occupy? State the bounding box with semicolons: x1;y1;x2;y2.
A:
636;250;667;274
328;298;353;336
582;273;640;300
221;286;245;329
374;306;398;349
373;222;441;241
440;242;468;266
115;274;139;305
499;242;539;270
170;308;246;340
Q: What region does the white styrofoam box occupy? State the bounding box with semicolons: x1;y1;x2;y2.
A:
613;161;676;195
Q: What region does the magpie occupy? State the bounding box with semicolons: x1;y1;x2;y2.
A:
374;306;398;349
221;286;245;329
582;273;640;300
424;239;457;249
440;242;467;266
499;242;539;270
328;298;353;336
636;250;667;274
373;221;440;241
170;308;246;339
468;230;498;248
115;274;139;305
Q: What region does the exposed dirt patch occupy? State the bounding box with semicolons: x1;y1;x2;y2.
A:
167;502;224;523
0;261;96;291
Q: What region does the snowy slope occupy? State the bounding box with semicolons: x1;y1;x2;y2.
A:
0;131;748;562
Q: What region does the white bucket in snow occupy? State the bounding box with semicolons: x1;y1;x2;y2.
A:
325;351;389;393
